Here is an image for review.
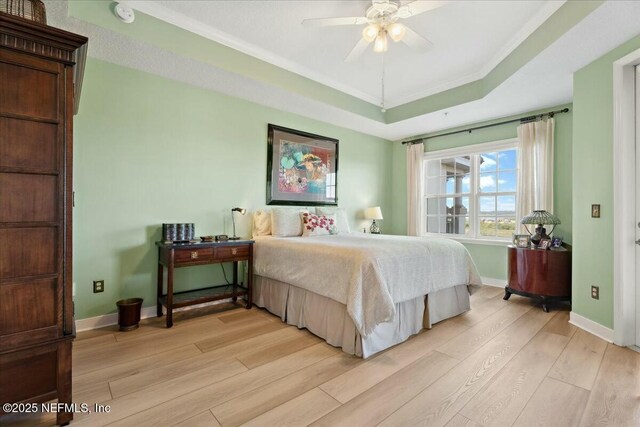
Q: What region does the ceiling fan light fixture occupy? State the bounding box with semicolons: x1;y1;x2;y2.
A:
372;0;391;13
387;22;406;42
362;24;379;43
373;31;388;53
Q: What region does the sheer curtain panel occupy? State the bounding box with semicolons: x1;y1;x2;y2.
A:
407;142;425;236
516;118;555;232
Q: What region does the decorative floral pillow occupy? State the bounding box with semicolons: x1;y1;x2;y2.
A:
300;213;337;237
315;207;351;234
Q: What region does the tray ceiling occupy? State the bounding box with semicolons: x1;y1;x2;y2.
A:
128;0;561;109
46;0;640;139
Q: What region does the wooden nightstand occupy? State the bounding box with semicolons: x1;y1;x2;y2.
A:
504;245;571;312
156;240;254;327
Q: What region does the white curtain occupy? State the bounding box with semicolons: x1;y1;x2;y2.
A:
516;118;555;232
407;142;424;236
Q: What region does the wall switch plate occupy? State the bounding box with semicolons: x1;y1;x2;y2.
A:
591;285;599;300
93;280;105;293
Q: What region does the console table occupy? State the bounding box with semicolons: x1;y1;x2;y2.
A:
504;245;571;312
156;240;254;327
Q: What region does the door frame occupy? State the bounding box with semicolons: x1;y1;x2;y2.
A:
613;47;640;346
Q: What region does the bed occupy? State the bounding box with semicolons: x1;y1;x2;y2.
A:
251;232;481;358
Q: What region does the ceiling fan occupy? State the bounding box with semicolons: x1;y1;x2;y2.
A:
302;0;447;62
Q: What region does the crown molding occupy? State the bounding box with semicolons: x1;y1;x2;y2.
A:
478;1;565;79
120;1;564;111
120;0;381;106
385;1;566;108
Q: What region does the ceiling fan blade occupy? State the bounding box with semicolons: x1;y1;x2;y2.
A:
394;1;449;19
400;26;433;52
345;38;372;62
302;16;368;27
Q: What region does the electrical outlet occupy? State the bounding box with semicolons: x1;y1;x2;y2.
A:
93;280;105;293
591;285;599;300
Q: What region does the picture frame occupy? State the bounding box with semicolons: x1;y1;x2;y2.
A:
591;204;600;218
266;124;338;206
551;236;563;248
538;238;551;250
513;234;530;248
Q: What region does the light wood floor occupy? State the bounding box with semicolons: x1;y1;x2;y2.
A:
5;286;640;426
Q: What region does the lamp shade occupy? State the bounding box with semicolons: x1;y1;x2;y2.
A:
362;24;379;43
520;210;560;226
373;31;388;53
387;22;406;42
364;206;383;220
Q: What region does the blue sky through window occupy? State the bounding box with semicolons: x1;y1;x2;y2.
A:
480;149;517;213
423;143;518;239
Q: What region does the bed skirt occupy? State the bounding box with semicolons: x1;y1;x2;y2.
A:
253;275;471;358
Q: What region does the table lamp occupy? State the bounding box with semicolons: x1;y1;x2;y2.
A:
230;207;246;240
520;210;560;245
364;206;383;234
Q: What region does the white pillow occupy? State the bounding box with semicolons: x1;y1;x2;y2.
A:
301;212;337;237
252;209;271;237
271;207;307;237
315;207;351;234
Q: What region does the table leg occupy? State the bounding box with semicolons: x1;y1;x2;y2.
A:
246;251;253;309
503;287;512;300
157;262;163;317
232;261;238;302
166;262;174;328
541;298;549;313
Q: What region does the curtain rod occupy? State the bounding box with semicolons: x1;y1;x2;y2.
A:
402;107;569;145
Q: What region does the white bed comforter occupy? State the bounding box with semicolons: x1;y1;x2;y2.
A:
253;233;481;337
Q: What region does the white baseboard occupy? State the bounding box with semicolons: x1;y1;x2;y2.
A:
569;312;614;343
75;306;157;332
481;276;507;288
75;298;234;332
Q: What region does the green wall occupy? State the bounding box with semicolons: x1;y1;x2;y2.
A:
73;58;392;320
572;35;640;329
390;105;573;281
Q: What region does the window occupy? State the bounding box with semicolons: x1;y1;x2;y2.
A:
423;139;518;240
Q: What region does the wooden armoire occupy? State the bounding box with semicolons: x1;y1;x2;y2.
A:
0;12;87;426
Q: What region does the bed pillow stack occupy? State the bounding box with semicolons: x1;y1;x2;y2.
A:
255;207;351;237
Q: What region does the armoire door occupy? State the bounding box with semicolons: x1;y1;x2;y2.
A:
0;48;69;349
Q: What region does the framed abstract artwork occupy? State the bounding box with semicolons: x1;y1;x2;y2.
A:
266;124;338;206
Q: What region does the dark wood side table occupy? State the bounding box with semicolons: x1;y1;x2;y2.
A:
156;240;254;327
504;245;571;312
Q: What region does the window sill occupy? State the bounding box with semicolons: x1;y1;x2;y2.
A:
424;235;513;247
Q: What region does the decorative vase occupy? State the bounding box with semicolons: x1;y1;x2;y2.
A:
531;225;549;246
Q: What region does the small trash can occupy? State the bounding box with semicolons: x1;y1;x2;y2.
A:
116;298;143;331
